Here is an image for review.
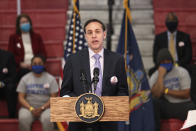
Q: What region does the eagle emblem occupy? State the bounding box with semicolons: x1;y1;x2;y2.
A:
75;93;104;123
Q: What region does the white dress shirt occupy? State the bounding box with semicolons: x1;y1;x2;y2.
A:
22;33;33;64
88;48;104;78
88;48;104;93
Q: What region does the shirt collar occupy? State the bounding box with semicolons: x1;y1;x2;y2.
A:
89;48;104;59
167;31;177;37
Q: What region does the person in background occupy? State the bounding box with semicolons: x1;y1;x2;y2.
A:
149;12;192;76
149;48;195;131
17;55;58;131
8;14;46;83
0;49;17;118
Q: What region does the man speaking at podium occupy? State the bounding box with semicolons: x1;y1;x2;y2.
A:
60;19;128;131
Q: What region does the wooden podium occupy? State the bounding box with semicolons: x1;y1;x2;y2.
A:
50;96;129;122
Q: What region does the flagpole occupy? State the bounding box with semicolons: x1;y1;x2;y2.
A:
123;0;128;70
17;0;21;15
107;0;114;51
123;0;132;70
72;0;77;53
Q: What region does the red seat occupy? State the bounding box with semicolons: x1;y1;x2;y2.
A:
0;119;18;131
45;41;64;58
0;119;42;131
0;41;63;58
0;26;15;41
33;26;65;41
0;100;8;117
46;58;62;76
32;120;42;131
22;9;66;26
0;10;17;26
21;0;68;10
153;0;196;9
161;119;190;131
0;0;16;10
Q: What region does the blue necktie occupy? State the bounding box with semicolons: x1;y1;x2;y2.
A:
93;54;102;96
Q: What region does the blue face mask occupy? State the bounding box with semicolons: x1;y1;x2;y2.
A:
32;65;45;74
20;23;31;32
160;63;173;72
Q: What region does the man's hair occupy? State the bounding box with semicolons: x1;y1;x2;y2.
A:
83;19;105;33
165;12;178;23
31;55;46;64
16;14;33;35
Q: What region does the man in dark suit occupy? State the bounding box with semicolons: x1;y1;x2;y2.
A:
149;12;192;76
60;19;128;131
0;49;17;118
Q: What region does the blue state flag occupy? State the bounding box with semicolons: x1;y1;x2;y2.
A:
117;0;155;131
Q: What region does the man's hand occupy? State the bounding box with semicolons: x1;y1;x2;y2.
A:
32;108;42;117
158;66;167;78
151;66;167;98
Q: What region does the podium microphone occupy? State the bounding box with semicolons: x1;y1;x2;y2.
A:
92;67;99;92
80;69;89;93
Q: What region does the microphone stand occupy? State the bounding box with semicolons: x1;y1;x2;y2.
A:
92;76;99;93
80;72;90;93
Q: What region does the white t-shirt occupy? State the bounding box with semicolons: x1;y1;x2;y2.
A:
17;72;59;108
149;66;191;103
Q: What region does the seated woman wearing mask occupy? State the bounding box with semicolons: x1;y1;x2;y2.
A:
8;14;46;83
17;55;58;131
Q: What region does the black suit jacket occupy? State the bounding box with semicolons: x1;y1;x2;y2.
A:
60;48;128;97
153;30;192;67
0;49;16;86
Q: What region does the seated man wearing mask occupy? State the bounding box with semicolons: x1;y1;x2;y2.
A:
17;55;58;131
149;48;195;131
149;12;192;76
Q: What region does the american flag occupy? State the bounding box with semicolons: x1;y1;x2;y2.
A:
64;0;87;59
57;1;87;130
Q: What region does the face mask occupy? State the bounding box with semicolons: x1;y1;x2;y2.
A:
20;23;31;32
160;63;173;72
32;65;44;74
166;21;178;33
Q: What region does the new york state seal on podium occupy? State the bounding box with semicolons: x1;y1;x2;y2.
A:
75;93;104;123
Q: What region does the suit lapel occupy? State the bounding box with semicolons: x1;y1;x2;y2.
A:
82;49;91;84
176;31;180;48
102;49;110;93
176;31;181;56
